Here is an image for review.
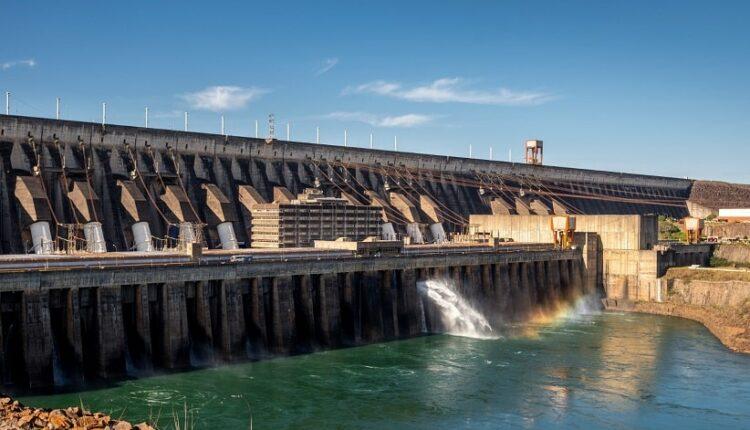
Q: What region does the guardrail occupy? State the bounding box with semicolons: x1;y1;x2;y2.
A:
0;243;562;273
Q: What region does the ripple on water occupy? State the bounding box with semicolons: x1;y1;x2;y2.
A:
16;313;750;429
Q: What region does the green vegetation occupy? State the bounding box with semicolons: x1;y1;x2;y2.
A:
710;256;732;267
710;256;750;269
658;216;687;241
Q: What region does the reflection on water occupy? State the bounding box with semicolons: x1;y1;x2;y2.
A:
20;313;750;430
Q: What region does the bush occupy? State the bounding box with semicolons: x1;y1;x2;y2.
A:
710;256;732;267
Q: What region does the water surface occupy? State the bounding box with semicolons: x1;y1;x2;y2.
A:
21;313;750;429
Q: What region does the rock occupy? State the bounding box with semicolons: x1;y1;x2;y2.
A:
48;411;71;429
17;414;32;426
0;396;144;430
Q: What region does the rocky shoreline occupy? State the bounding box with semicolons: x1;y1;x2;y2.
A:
603;299;750;354
0;396;154;430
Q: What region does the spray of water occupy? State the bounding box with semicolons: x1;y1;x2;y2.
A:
418;279;498;339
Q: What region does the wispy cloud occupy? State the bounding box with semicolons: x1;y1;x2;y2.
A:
325;111;435;128
344;77;555;106
180;85;268;111
315;58;339;76
1;59;36;71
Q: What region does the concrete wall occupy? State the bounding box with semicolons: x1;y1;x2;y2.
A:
0;115;694;190
706;223;750;239
0;249;584;389
603;245;712;301
0;115;693;255
668;277;750;308
714;244;750;265
469;214;658;250
468;214;711;301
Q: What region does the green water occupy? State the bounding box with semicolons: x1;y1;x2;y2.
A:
20;313;750;429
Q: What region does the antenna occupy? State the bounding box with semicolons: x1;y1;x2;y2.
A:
286;122;291;141
56;97;60;120
184;112;189;131
145;107;149;128
221;115;225;135
394;136;398;151
102;102;107;125
344;129;348;147
369;132;373;149
316;126;320;144
4;92;9;115
508;148;512;162
255;120;259;138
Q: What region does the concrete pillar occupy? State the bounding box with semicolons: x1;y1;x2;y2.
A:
534;261;548;307
466;265;481;287
246;278;269;355
316;273;341;347
524;262;539;309
22;290;53;388
448;266;467;294
65;288;84;376
134;284;152;364
340;272;362;345
194;282;215;356
294;275;317;351
220;280;246;359
380;270;399;340
481;264;494;316
160;283;190;369
510;262;529;320
571;259;585;296
560;258;572;301
493;263;512;319
547;260;562;306
270;276;296;353
362;272;384;343
96;285;125;378
398;269;421;337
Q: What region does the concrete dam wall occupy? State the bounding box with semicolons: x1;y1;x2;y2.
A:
0;115;693;255
0;249;584;389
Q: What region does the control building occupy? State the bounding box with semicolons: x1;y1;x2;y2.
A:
250;188;382;248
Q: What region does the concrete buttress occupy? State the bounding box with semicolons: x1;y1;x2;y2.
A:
21;290;53;388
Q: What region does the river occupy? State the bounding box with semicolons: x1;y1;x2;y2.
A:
19;312;750;429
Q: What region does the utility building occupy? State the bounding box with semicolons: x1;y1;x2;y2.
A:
250;188;382;248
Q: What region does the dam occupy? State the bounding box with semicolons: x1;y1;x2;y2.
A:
0;114;735;390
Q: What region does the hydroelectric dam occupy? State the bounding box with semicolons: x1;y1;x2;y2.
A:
0;114;728;390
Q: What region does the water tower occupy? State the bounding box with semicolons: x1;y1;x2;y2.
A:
525;140;543;165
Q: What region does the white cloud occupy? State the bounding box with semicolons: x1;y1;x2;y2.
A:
1;59;36;71
344;77;554;106
315;58;339;76
325;111;435;128
181;86;268;111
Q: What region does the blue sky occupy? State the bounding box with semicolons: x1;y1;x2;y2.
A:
2;0;749;182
